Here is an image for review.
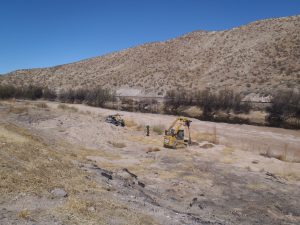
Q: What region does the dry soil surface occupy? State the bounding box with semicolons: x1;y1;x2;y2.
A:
0;100;300;225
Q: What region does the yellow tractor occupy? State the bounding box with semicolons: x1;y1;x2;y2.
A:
163;117;192;149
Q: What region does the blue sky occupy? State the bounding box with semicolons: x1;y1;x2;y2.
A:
0;0;299;74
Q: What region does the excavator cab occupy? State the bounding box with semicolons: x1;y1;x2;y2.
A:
164;117;191;149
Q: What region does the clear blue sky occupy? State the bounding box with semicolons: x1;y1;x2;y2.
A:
0;0;299;74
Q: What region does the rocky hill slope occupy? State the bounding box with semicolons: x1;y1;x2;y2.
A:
1;15;300;96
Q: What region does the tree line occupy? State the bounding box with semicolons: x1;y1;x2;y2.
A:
0;84;299;128
0;85;115;107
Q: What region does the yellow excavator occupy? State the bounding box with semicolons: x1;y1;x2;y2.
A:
163;117;192;149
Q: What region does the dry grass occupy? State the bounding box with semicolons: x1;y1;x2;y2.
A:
124;119;138;128
0;111;160;224
259;143;300;162
279;172;300;182
219;147;236;164
18;209;30;219
0;123;97;196
63;197;96;216
246;183;267;190
108;141;126;148
136;124;145;131
8;105;28;114
57;104;78;112
58;196;158;225
192;127;219;144
35;102;48;108
146;147;161;153
152;124;165;135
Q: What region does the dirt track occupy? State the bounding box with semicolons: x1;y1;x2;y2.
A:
1;100;300;225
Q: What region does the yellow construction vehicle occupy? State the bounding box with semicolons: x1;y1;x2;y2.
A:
163;117;192;149
105;114;125;127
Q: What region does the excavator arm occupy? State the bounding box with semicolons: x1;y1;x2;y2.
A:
164;117;192;148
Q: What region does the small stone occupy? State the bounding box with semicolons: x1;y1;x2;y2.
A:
51;188;68;198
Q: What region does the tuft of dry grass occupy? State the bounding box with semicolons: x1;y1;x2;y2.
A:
63;197;96;216
136;124;145;131
18;209;30;219
124;119;137;128
246;183;267;190
35;102;48;108
279;172;300;182
152;124;165;135
193;128;219;144
8;105;28;114
146;147;161;153
219;147;235;164
259;143;299;162
108;141;126;148
57;104;78;112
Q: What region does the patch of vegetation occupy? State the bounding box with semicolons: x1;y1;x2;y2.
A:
266;90;300;129
164;88;251;116
0;85;114;108
146;147;161;153
108;141;126;148
57;104;78;112
35;102;48;108
152;124;165;135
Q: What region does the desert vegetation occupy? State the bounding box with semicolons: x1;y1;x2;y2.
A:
58;87;115;107
1;100;299;225
1;84;299;129
0;84;115;107
266;90;300;128
164;88;251;115
0;85;44;100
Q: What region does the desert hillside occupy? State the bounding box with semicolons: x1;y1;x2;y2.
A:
1;15;300;96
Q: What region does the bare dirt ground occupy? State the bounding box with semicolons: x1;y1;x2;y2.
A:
0;100;300;225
